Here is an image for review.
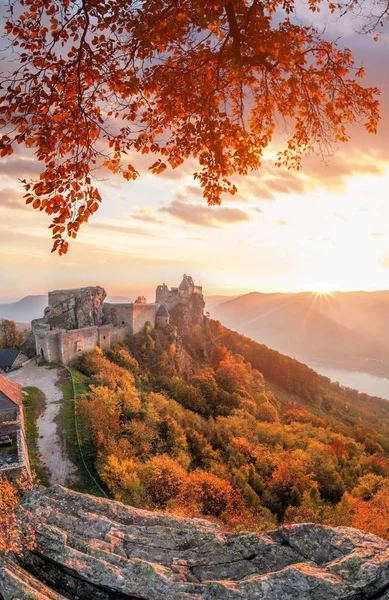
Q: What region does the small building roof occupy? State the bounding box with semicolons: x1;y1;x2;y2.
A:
157;304;169;317
0;374;22;409
0;349;21;369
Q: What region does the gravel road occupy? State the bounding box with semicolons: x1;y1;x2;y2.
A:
8;362;78;486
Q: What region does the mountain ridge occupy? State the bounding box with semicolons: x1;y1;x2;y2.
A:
210;290;389;374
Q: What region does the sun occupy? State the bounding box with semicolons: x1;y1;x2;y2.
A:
312;282;333;294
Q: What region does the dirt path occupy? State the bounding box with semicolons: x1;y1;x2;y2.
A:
8;363;78;486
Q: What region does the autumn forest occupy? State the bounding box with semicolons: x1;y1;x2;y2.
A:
2;0;389;595
71;311;389;538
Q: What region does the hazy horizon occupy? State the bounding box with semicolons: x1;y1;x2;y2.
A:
2;285;389;305
2;3;389;300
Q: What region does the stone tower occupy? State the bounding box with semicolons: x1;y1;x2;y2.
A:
155;283;169;304
156;304;170;328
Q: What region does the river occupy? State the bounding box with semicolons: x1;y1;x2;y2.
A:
307;364;389;400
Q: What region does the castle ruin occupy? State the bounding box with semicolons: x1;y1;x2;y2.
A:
32;275;203;365
156;274;203;309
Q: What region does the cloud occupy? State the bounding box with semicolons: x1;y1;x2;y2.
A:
160;199;251;228
378;255;389;269
87;222;165;238
0;187;31;212
0;157;42;180
181;185;203;198
175;183;247;203
334;213;349;222
231;159;311;200
131;208;164;224
303;150;387;191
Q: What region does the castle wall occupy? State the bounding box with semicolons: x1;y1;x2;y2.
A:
110;325;130;345
35;330;62;363
33;277;203;367
156;284;169;304
133;304;157;334
165;295;183;311
98;325;112;352
59;327;99;365
37;323;133;366
103;303;134;329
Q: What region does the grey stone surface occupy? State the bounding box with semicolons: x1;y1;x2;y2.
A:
0;560;66;599
45;286;107;330
3;485;389;600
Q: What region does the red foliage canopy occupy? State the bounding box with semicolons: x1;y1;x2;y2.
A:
0;0;380;252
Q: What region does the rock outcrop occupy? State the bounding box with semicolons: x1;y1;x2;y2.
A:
169;292;205;335
2;485;389;599
44;286;107;330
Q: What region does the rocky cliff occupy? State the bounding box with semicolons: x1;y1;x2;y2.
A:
44;286;107;330
169;293;205;337
2;485;389;599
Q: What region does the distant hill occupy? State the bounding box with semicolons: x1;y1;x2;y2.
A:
211;290;389;372
0;294;134;324
0;295;48;323
106;295;132;304
205;295;237;311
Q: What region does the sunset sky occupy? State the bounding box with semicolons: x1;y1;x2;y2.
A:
1;4;389;301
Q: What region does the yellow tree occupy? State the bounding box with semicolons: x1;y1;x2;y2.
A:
0;474;34;556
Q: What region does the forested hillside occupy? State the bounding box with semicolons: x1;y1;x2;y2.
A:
74;316;389;537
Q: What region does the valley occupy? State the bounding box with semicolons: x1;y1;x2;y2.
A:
209;290;389;381
304;362;389;401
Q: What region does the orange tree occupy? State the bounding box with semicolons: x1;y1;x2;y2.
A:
0;473;34;556
0;0;380;253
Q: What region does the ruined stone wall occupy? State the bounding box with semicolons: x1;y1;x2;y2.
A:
110;325;130;345
47;287;106;329
59;327;99;365
35;323;133;365
103;303;134;328
97;325;112;352
133;304;157;334
156;284;169;304
34;330;62;363
33;282;206;366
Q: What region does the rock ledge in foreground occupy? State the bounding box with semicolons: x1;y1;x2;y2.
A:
2;485;389;600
